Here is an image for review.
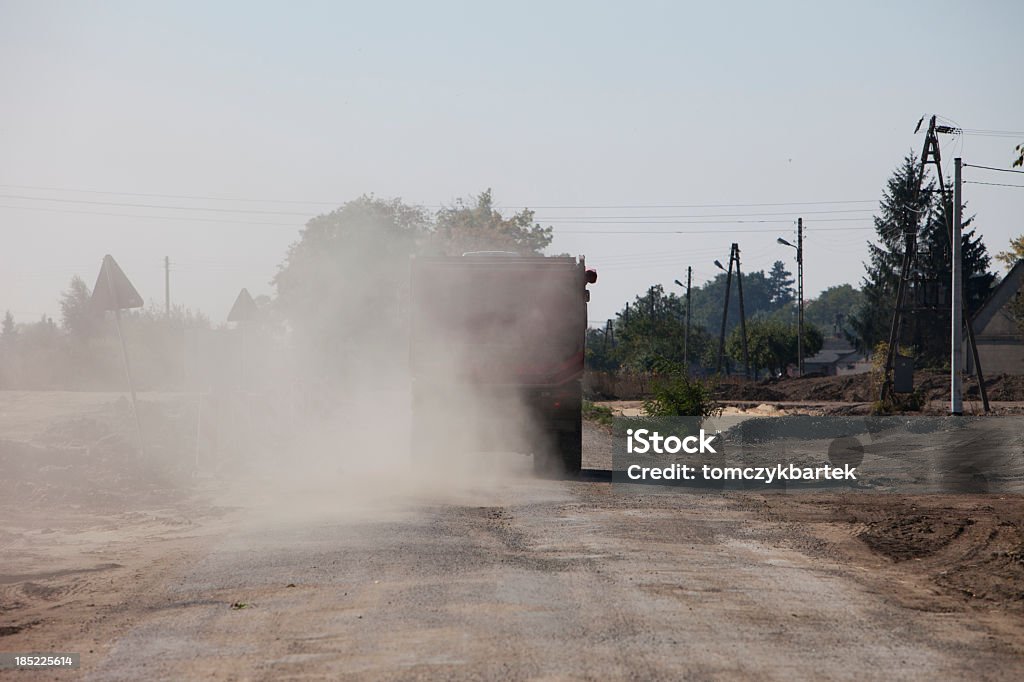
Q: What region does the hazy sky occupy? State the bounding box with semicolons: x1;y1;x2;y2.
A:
1;0;1021;325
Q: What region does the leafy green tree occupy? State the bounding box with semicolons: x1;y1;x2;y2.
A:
431;189;552;256
995;235;1024;270
766;260;795;306
585;326;620;371
608;285;713;372
613;286;688;371
273;195;429;377
852;153;995;363
687;269;776;338
726;317;823;377
804;284;863;340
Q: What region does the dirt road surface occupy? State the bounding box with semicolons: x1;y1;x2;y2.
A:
3;400;1024;680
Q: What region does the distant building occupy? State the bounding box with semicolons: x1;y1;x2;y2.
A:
803;336;870;376
966;260;1024;375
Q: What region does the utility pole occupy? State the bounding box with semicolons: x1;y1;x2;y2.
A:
715;245;749;377
878;116;989;411
674;268;693;371
777;223;804;376
796;218;804;377
715;253;734;375
685;266;692;368
951;159;963;415
164;256;171;318
735;244;750;379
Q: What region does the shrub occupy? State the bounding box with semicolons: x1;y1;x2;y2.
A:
642;374;722;419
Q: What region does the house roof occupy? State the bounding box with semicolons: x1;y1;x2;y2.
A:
804;348;865;367
972;259;1024;332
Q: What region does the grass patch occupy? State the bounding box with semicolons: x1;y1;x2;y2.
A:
582;400;614;427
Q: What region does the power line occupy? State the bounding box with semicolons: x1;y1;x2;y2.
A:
495;200;876;209
0;204;299;226
556;218;871;227
0;182;877;210
0;183;344;206
0;202;878;230
964;180;1024;189
535;208;873;220
0;193;314;216
557;225;874;234
962;163;1024;174
959;129;1024;138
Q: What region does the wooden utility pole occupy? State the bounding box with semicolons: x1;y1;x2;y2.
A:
735;244;750;379
164;256;171;318
715;245;749;377
685;266;692;368
715;252;734;375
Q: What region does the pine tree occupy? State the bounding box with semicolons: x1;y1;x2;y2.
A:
60;275;100;341
853;153;995;364
766;260;795;306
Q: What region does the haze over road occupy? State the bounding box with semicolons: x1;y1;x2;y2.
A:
7;423;1020;681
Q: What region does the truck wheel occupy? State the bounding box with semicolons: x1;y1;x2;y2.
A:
558;425;583;476
533;424;582;478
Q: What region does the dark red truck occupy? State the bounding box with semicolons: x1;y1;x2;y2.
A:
410;253;597;475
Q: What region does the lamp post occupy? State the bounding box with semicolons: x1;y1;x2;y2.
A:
777;218;804;377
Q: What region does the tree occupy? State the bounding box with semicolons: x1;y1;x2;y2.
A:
604;285;712;372
273;195;430;378
995;235;1024;270
1;311;15;342
804;284;863;340
585;326;620;371
851;153;995;363
726;318;823;377
687;269;777;337
60;275;100;341
766;260;795;306
431;189;553;256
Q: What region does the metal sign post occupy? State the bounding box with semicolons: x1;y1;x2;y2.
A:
90;254;145;456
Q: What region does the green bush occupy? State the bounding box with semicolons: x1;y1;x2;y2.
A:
642;374;722;418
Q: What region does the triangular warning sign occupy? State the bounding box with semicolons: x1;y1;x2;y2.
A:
90;254;143;311
227;288;258;322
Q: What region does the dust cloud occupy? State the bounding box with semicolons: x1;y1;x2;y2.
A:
0;193;592;539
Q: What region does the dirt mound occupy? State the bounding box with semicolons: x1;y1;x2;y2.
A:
0;398;198;513
716;371;1024;404
844;497;1024;608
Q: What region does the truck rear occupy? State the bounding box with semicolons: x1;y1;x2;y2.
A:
409;254;596;475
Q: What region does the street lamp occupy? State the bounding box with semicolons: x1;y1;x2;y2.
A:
777;219;804;377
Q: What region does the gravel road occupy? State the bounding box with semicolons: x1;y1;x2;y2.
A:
4;421;1024;681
